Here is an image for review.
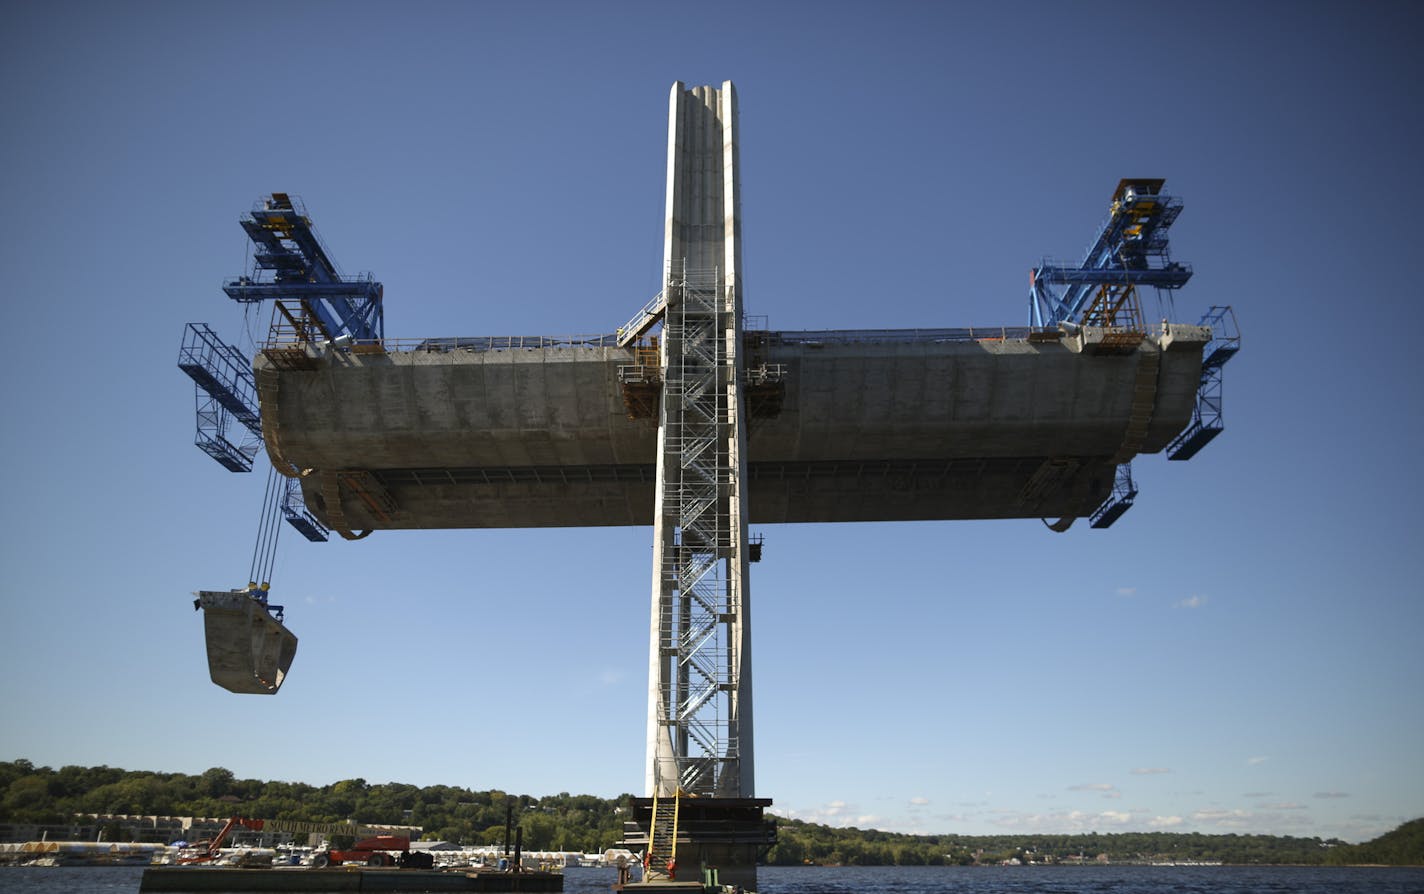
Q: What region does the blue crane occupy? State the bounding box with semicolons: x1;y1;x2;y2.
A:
1030;180;1238;529
177;192;383;544
221;193;383;347
180;193;381;693
1029;178;1193;334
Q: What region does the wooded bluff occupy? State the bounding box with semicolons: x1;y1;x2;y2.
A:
1;760;1418;865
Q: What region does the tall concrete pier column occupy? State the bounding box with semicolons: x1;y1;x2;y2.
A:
633;81;773;890
646;81;754;799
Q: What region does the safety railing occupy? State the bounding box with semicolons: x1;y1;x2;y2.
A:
772;326;1035;344
617;288;669;346
282;326;1043;355
223;271;379;301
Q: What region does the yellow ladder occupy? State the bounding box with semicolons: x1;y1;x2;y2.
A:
647;790;680;878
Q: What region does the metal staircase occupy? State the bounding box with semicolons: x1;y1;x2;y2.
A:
650;263;747;798
646;791;681;878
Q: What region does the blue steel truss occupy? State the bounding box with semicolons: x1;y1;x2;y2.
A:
1031;179;1193;329
1167;306;1240;461
1089;464;1138;529
179;323;263;472
222;193;383;344
177;191;399;609
178;322;333;540
190;392;261;472
178;194;378;549
281;477;329;542
179;323;261;435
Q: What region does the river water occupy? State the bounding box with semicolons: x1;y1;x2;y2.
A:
2;864;1423;893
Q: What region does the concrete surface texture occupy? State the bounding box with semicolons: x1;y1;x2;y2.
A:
260;325;1207;532
196;590;297;695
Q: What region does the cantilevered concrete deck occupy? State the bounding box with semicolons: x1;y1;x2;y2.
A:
257;322;1209;535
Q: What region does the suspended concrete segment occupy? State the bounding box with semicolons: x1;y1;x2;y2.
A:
259;324;1209;533
196;590;297;695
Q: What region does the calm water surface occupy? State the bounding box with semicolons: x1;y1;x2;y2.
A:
2;865;1423;894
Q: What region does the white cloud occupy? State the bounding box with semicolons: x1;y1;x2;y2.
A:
1116;587;1137;597
771;800;881;830
1130;767;1172;776
1069;783;1117;792
1258;802;1306;810
597;669;625;685
1247;756;1270;765
1192;808;1254;829
990;808;1139;833
1148;815;1184;828
1175;594;1208;609
908;797;930;807
1314;791;1350;799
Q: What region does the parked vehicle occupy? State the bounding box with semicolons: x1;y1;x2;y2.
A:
313;835;433;869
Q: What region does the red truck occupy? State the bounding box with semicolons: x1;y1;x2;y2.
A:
312;834;433;869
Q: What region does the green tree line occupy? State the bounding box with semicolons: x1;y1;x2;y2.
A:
0;759;627;853
768;819;1355;865
2;760;1419;864
1323;818;1424;866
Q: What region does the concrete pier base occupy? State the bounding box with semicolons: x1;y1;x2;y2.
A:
621;797;774;892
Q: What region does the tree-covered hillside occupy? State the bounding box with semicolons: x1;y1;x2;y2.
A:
0;759;627;853
1325;817;1424;865
768;818;1344;865
2;760;1418;864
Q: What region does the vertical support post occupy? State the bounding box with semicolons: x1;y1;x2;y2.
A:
721;81;755;800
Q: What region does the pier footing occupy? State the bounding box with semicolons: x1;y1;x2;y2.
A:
621;797;774;892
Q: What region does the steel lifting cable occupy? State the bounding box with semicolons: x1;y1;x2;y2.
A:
242;301;261;359
248;463;285;586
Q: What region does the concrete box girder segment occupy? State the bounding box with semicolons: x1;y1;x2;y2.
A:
262;325;1209;530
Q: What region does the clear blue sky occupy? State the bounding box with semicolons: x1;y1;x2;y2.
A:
2;0;1420;845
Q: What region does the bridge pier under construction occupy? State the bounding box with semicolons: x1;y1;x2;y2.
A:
180;80;1239;892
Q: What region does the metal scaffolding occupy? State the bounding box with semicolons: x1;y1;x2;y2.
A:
647;262;752;798
178;322;262;472
1168;305;1241;460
